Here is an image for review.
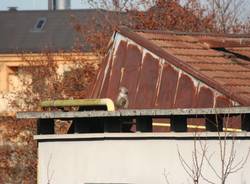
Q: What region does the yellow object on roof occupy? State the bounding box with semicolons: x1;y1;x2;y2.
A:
41;98;115;111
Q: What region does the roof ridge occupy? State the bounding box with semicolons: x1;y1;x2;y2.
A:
134;29;250;38
0;9;113;14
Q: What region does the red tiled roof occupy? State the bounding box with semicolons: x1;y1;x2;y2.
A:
89;27;250;107
134;29;250;105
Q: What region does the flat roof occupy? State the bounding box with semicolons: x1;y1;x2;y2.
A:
17;106;250;119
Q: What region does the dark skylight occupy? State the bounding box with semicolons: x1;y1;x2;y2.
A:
32;17;47;32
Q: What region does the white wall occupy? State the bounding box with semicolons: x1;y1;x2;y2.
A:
37;133;250;184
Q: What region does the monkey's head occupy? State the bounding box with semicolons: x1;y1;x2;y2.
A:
119;86;128;95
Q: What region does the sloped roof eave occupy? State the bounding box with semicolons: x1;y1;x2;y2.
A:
116;27;249;106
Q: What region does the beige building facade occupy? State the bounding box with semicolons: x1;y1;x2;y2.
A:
0;53;98;115
0;9;120;115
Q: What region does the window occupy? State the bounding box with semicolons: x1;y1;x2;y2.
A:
7;66;33;92
32;17;47;32
36;20;45;29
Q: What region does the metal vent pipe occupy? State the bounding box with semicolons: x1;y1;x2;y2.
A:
48;0;71;10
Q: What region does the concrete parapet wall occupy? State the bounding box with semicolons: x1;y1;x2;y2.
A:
36;133;250;184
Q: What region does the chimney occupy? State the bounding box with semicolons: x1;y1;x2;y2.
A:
48;0;71;10
8;7;18;11
48;0;55;10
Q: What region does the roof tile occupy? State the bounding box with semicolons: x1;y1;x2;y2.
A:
136;30;250;104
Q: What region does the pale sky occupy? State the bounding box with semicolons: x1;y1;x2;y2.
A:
0;0;249;19
0;0;90;10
